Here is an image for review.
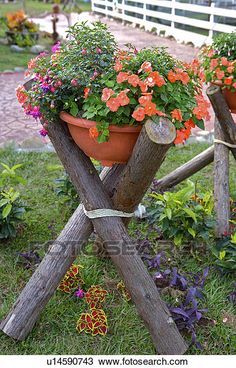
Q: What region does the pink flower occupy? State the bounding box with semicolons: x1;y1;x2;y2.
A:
71;79;78;87
74;288;85;298
51;42;60;53
39;128;48;137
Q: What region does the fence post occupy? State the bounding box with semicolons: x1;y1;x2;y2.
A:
171;0;176;30
208;1;215;41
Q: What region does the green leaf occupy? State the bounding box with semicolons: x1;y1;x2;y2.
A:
188;228;196;238
183;208;197;222
69;102;79;117
0;199;8;207
166;208;172;220
219;250;226;260
2;203;12;218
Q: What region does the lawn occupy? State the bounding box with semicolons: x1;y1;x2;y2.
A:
0;143;235;355
0;1;92;72
0;1;91;17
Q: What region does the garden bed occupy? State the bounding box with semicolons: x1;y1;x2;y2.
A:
0;144;235;355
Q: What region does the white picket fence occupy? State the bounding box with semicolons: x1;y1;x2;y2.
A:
91;0;236;47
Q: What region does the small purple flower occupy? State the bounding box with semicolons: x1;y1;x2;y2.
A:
51;42;60;53
39;128;48;137
74;288;85;299
96;47;102;54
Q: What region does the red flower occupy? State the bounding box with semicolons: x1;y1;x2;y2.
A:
101;88;115;102
84;87;90;99
171;109;183;122
224;77;233;85
132;107;145;121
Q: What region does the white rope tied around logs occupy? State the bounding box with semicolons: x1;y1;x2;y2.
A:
214;139;236;148
83;205;134;219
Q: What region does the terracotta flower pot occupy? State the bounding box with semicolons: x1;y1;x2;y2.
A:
60;112;142;167
212;82;236;114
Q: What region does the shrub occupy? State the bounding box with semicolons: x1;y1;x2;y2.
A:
147;181;215;246
0;163;26;239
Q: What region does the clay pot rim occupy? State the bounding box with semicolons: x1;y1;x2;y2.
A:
60;111;142;133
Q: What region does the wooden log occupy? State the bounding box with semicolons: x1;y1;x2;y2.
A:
214;117;230;237
207;85;236;159
1;119;188;354
154;146;214;192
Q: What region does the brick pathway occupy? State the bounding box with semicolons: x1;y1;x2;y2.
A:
0;12;222;149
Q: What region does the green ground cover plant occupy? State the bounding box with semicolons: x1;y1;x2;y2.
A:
0;144;235;354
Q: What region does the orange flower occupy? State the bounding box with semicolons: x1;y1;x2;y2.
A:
84;87;90;99
221;57;229;67
227;66;234;73
156;110;166;117
28;57;37;70
149;71;166;87
193;94;210;120
127;74;140;87
210;59;218;70
132;107;145;121
117;91;130;106
184;119;195;129
101;88;115;102
89;126;99;139
114;60;123;72
179;72;190;85
167;70;177;83
138;61;152;74
224;77;233;85
144;102;158;116
215;68;225;80
207;49;215;58
171;109;183;122
16;85;28;105
138;94;152;106
138;80;148;93
174;129;186;145
117;72;130;84
145;76;155;87
106;97;120;112
174;128;191;145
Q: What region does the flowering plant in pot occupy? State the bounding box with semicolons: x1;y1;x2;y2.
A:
200;32;236;113
17;21;209;166
5;10;39;47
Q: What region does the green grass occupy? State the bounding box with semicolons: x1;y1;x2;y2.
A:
0;144;235;355
0;1;91;18
0;1;91;71
0;44;36;71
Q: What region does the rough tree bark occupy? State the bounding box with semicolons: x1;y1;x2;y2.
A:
207;85;236;159
1;119;187;354
214;117;230;237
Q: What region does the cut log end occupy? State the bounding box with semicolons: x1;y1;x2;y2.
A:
145;117;176;145
206;84;220;96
